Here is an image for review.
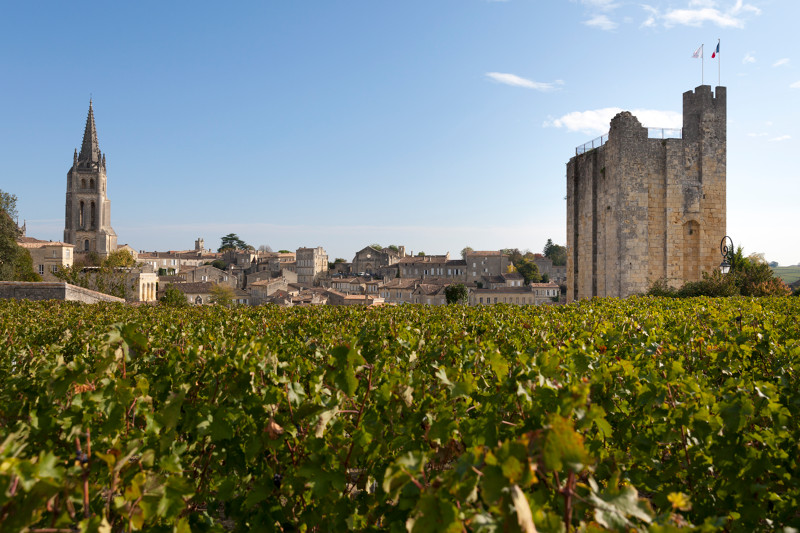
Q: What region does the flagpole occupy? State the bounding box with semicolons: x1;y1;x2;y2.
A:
717;39;721;86
702;44;705;85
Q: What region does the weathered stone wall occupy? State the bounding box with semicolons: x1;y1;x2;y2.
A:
566;85;726;301
0;282;125;303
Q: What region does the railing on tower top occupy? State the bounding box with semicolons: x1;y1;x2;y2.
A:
575;127;683;155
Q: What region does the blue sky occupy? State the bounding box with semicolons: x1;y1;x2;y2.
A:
1;0;798;264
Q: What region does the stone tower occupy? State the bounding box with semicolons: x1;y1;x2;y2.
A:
64;101;118;256
566;85;726;301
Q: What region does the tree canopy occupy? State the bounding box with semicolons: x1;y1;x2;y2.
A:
648;246;791;298
461;246;474;259
218;234;251;252
543;239;567;266
1;189;18;221
0;190;39;282
160;284;189;307
444;283;469;305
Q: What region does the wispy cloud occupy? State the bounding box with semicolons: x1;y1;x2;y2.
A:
664;8;741;27
584;14;618;30
640;5;659;27
581;0;619;11
644;0;761;29
791;81;800;89
575;0;621;30
544;107;681;135
742;52;756;64
773;58;790;67
769;135;791;142
485;72;562;91
747;132;768;137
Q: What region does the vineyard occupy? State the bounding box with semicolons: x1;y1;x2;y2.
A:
1;297;799;532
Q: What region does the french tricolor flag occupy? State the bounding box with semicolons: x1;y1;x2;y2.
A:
712;42;720;59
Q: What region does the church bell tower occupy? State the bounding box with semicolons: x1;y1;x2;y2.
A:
64;101;117;256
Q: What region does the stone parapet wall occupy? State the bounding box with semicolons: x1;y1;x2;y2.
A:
0;282;125;304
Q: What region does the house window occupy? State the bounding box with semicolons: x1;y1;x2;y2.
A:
479;297;483;304
84;240;90;252
66;249;70;258
51;265;59;273
38;265;44;275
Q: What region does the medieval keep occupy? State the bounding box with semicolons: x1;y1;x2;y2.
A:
64;101;118;256
566;85;726;302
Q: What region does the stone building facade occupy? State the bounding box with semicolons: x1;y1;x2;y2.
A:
296;246;328;286
17;237;74;281
64;101;118;256
350;246;407;275
566;85;726;301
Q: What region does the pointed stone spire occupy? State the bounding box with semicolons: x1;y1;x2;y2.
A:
78;99;101;165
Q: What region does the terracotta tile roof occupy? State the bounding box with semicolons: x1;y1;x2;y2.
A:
528;282;560;288
158;275;186;283
472;287;533;294
17;237;73;248
413;284;446;296
381;278;420;289
171;282;217;294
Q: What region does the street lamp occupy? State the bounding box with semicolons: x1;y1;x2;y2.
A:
720;236;733;274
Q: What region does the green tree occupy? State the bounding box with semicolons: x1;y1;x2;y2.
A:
1;189;18;221
461;246;474;259
218;233;250;252
502;248;523;265
417;251;426;257
0;192;40;282
210;284;236;307
515;257;542;285
370;243;382;251
55;250;138;299
544;239;567;266
387;245;399;253
160;284;189;307
444;283;469;304
278;250;292;254
647;246;790;298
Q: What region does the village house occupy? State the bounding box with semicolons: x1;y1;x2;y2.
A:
532;254;567;284
296;246;328;286
468;281;559;306
411;282;448;305
350;245;408;276
465;251;511;283
16;237;74;281
528;282;561;302
180;264;237;287
245;268;297;288
138;249;219;275
247;275;292;305
325;289;384;307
